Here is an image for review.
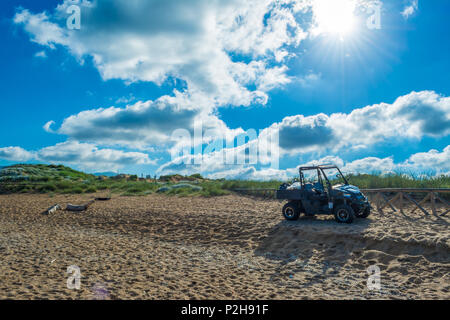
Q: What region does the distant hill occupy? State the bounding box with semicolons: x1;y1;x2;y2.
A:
0;164;94;182
94;172;118;177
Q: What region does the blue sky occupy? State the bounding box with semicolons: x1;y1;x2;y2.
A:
0;0;449;179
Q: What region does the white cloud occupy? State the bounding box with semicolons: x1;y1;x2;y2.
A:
19;0;415;157
57;95;199;149
267;90;450;154
207;166;290;181
14;0;311;110
157;140;262;176
53;91;244;150
155;90;449;178
115;94;136;105
342;156;395;174
305;147;450;177
157;128;280;178
217;0;308;58
0;142;155;172
269;113;333;154
34;50;47;58
14;9;70;49
298;72;321;88
14;0;320;157
37;141;155;171
301;155;345;168
402;146;450;175
195;146;450;180
0;147;35;162
401;0;418;19
43;120;55;133
14;0;390;117
157;150;288;180
52;89;448;174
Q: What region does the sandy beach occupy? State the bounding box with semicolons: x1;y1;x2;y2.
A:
0;193;448;299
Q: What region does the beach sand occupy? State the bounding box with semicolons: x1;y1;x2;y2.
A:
0;193;448;299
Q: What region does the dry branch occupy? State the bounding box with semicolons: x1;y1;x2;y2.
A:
66;200;95;212
42;204;61;215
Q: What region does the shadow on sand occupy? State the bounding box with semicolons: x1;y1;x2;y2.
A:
253;216;373;288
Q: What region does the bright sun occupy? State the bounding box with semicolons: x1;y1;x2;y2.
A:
313;0;357;37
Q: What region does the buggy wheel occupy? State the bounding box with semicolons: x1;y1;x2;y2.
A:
356;206;370;218
282;202;300;221
334;204;355;224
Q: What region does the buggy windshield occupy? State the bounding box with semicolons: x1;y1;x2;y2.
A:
299;165;348;187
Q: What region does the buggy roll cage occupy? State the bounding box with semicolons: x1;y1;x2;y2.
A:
298;165;349;189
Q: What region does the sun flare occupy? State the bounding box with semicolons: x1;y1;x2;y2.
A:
313;0;357;36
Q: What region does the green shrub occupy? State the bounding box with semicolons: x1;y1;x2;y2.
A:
156;186;171;193
85;186;97;193
201;185;230;197
171;183;202;191
96;183;108;190
37;183;57;193
70;187;84;194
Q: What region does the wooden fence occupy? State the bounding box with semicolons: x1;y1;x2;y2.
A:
233;188;450;217
361;188;450;217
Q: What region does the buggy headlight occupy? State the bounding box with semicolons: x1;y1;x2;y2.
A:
343;193;352;198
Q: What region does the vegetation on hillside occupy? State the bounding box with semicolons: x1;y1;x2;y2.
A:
0;164;93;182
0;164;449;197
342;173;450;189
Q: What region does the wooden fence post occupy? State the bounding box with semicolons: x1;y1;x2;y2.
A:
430;192;436;216
376;192;381;212
433;192;450;217
381;192;397;212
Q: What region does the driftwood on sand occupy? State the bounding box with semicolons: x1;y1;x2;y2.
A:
41;197;110;214
95;197;111;201
42;204;61;215
66;200;95;212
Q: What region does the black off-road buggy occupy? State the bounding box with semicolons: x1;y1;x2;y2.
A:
276;165;371;223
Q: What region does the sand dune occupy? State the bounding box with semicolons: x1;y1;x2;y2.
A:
0;193;448;299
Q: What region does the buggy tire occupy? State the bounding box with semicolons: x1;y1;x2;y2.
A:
334;204;355;224
356;206;370;218
282;202;300;221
